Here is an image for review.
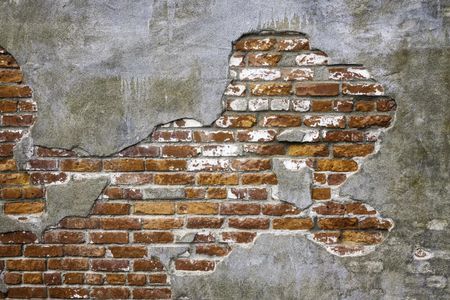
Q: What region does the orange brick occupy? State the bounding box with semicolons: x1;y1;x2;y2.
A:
273;218;314;230
241;173;277;185
316;159;358;172
154;173;195;185
197;173;238;185
333;144;374;157
177;202;219;215
4;201;45;214
143;218;184;229
103;159;145;171
311;188;331;200
134;202;174;215
60;159;101;172
287;144;328;156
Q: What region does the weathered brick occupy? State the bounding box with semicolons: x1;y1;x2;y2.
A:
0;188;21;199
328;66;371;80
103;158;145;171
231;158;271;171
222;232;256;243
0;143;14;157
296;82;339;96
48;258;89;271
7;287;47;299
235;38;276;51
248;53;282;66
333;100;353;112
154;173;195;185
317;217;359;229
24;245;63;257
0;158;17;171
327;173;347;185
134;231;174;243
91;259;129;272
240;68;281;81
273;218;314;230
119;145;159;157
4;272;21;284
0;54;19;68
152;130;192;142
0;245;21;257
186;217;224;229
143;218;184;229
185;187;206;199
355;100;375;112
229;218;270;229
304;115;345;128
341;230;383;244
60;159;101;172
128;274;147;286
312;231;341;244
206;187;227;199
377;99;397;111
44;273;64;286
348;115;392;128
311;187;331;200
23;273;43;284
250;83;292;96
59;217;99;229
333;144;374;157
342;83;384;95
85;273;104;285
177;202;219;215
63;245;105;257
311;100;332;112
35;147;76;157
0;231;37;244
6;259;46;271
323;131;364;142
262;203;301;216
241;173;277;185
133;259;164;271
277;38;309;51
196;244;231;256
48;287;89;299
316;159;358;172
220;203;260;215
0;100;17;112
358;217;393;230
4;201;45;214
98;217;141;230
175;258;215;271
193;130;234;142
287;144;328;156
17;99;37;112
197;173;238;185
30;172;67;184
64;273;84;284
109;246;147;258
161;145;200;157
133;288;171;299
295;51;328;65
0;130;23;142
89;232;128;244
0;86;32;98
27;159;58;170
113;173;153;185
134;202;174;215
215;115;257;128
261;114;301;127
146;159;187;171
91;287;130;299
243;144;285;155
105;274;126;285
93;203;130;215
43;231;85;244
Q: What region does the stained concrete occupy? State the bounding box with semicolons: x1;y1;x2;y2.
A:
0;0;449;298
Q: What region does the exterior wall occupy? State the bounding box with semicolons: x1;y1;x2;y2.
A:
0;1;449;299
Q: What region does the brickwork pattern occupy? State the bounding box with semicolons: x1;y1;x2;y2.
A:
0;32;397;298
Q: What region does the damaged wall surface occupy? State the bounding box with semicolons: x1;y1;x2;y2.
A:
0;0;449;299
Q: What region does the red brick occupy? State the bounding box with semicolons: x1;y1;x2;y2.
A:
63;245;105;257
197;173;238;185
0;54;19;68
342;83;384;95
24;245;63;257
91;287;130;299
358;217;393;230
35;147;76;157
91;259;129;272
152;130;192;142
0;144;14;157
0;245;21;257
229;218;270;229
196;244;231;256
48;258;89;270
143;218;184;229
206;187;227;199
109;246;147;258
119;145;159;157
0;86;32;98
0;130;23;142
314;173;327;184
296;82;339;96
162;145;199;158
176;202;218;215
64;273;84;284
30;172;67;184
235;38;276;51
59;217;100;229
262;203;301;216
60;159;101;172
4;272;21;284
0;173;30;185
92;202;130;215
6;259;45;271
261;115;301;127
133;288;171;299
328;66;370;80
277;38;309;51
154;173;195;185
377;99;397;111
90;232;128;244
220;203;260;215
311;100;332;112
0;158;17;171
98;217;141;230
0;231;37;244
0;187;21;199
193;130;234;142
0;100;17;112
355;100;375;112
243;144;285;155
327;173;347;185
128;274;146;286
247;53;282;66
7;287;47;299
43;231;85;244
236;129;277;142
23;273;43;284
4;201;45;214
241;173;277;185
348;115;392;128
193;232;216;243
134;231;174;243
175;258;215;271
222;232;256;243
186;217;224;229
22;186;45;199
333;144;374;157
323;130;364;142
146;159;187;171
44;272;62;285
103;158;145;171
113;173;153;185
48;287;89;299
304;115;345;128
17;100;37;112
133;259;164;271
85;273;104;285
134;202;175;215
248;188;268;200
333;100;353;112
341;230;383;244
273;218;314;230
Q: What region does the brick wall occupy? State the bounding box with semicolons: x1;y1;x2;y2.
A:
0;32;397;299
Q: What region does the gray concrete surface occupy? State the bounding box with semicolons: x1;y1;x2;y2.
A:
0;0;449;298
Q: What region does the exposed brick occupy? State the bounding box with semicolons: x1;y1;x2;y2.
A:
0;143;14;157
23;273;43;284
196;244;231;256
4;201;45;214
327;173;347;185
236;129;277;142
103;158;145;171
4;272;21;284
311;187;331;200
0;100;17;112
185;187;206;199
98;217;141;230
134;202;175;215
377;99;397;111
248;188;268;200
0;54;19;68
323;130;364;142
85;273;104;285
296;82;339;96
358;217;393;230
342;82;384;95
0;158;17;171
133;288;171;299
287;144;328;156
154;173;195;185
48;258;89;271
64;273;84;284
7;287;47;299
241;173;278;184
311;100;332;112
119;145;159;157
355;100;375;112
63;245;105;257
193;232;216;243
59;217;99;229
113;173;153;185
316;159;358;172
231;158;271;171
333;144;374;157
30;172;67;184
229;218;270;229
317;217;359;229
215;115;257;128
248;53;282;66
91;259;129;272
348;115;392;128
60;159;101;172
0;231;37;244
91;287;130;299
48;287;89;299
262;203;301;216
133;259;164;271
134;231;174;243
44;272;62;285
243;144;285;155
193;130;234;142
143;217;184;229
0;245;21;257
0;130;23;142
220;203;260;215
341;230;383;244
186;217;224;229
261;114;301;127
304;115;345;128
22;186;45;199
0;173;30;185
250;83;292;96
43;231;85;244
0;187;21;200
24;245;63;257
206;187;227;199
333;100;353;112
197;173;238;185
175;258;215;271
235;38;276;51
177;202;219;215
222;232;256;243
109;246;147;258
93;202;130;215
128;274;146;286
0;86;32;98
273;218;314;230
6;259;46;271
314;173;327;184
152;129;192;142
89;231;128;244
35;147;76;157
146;159;187;171
296;51;329;65
161;145;200;157
328;66;371;80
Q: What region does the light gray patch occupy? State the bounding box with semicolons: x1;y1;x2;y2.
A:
150;246;190;270
142;186;185;199
276;128;305;142
272;158;312;209
0;215;35;234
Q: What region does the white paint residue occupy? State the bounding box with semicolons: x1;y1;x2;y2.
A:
248;98;269;111
246;129;275;142
296;53;329;65
187;158;230;171
224;83;246;96
302;130;320;142
229;54;244;67
283;159;307;171
240;68;281;81
173;119;203;128
202;145;240;157
347;67;371;79
292;99;310;112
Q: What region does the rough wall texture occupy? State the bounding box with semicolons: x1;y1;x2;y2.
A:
0;0;449;299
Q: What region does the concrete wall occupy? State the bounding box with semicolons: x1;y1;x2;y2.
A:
0;0;449;299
